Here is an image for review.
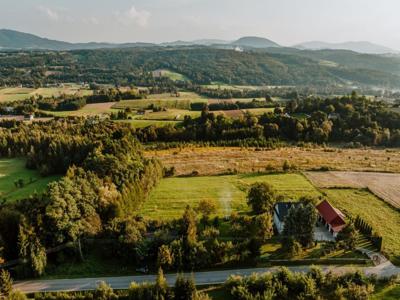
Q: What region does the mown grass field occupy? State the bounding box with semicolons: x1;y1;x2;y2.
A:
0;158;59;202
117;119;181;128
0;85;92;102
113;92;207;110
41;102;117;117
140;173;321;219
154;69;189;81
322;188;400;266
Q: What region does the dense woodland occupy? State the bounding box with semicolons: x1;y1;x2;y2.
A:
0;119;163;277
1;47;400;87
138;93;400;146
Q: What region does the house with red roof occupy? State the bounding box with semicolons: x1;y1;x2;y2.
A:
316;200;346;238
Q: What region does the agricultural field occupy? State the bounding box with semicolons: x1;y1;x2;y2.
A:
139;173;321;219
0;158;59;202
41;102;116;117
322;188;400;266
145;146;400;176
112;92;207;110
0;84;92;102
134;109;201;121
153;69;188;81
304;171;400;208
116;119;180;128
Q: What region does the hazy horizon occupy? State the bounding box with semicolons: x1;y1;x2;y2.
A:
1;0;399;49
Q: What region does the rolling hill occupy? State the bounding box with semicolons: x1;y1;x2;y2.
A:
295;41;396;54
0;29;155;50
231;36;280;48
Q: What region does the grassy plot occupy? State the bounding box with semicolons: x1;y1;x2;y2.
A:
140;173;321;220
154;69;188;81
0;85;92;102
113;92;207;110
135;109;201;121
322;188;400;266
0;158;59;202
116;119;181;128
41;103;117;117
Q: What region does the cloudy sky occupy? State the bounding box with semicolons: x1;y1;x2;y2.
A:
1;0;399;49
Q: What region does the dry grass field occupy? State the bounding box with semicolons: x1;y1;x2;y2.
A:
305;171;400;208
146;146;400;176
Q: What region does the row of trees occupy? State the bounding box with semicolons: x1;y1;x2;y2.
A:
137;94;400;146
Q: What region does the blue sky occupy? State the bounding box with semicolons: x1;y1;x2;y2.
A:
1;0;399;49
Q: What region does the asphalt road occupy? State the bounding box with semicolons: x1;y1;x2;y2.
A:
13;262;400;293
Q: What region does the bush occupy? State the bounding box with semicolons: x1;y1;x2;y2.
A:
94;281;117;300
0;269;13;297
8;290;28;300
174;275;196;300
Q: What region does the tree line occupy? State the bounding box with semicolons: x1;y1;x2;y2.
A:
136;93;400;147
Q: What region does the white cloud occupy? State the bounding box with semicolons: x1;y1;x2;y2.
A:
115;5;151;27
38;6;59;21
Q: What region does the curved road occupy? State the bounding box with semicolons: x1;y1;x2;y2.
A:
13;262;400;293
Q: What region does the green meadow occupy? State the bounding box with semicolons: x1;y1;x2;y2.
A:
0;158;59;202
139;173;321;220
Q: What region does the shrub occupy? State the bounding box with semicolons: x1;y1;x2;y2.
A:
174;275;196;300
94;281;117;300
0;269;13;297
8;290;28;300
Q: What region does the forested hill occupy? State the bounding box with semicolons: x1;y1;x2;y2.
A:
1;47;400;87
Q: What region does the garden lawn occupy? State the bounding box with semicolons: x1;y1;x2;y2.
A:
0;158;60;202
322;188;400;266
140;173;321;220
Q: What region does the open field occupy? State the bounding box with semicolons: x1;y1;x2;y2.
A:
145;146;400;176
305;171;400;208
203;84;295;91
0;85;92;102
116;119;180;128
112;92;207;110
153;69;188;81
142;170;400;265
134;109;201;121
139;173;321;219
0;158;59;202
322;188;400;266
41;102;116;117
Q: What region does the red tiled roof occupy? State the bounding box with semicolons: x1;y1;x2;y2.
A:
316;200;346;232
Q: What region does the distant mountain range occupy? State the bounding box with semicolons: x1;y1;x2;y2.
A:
0;29;397;54
295;41;396;54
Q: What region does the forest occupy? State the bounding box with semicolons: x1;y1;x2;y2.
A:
1;47;400;88
0;119;163;277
